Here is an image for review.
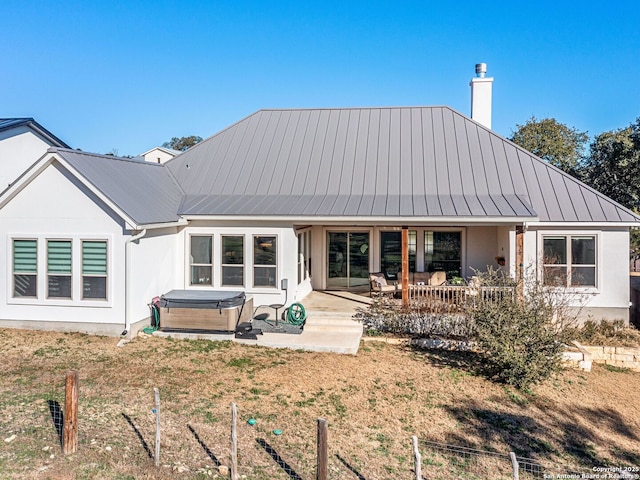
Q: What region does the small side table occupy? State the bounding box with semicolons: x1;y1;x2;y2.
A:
269;303;285;328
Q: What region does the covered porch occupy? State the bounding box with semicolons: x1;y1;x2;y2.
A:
296;223;524;305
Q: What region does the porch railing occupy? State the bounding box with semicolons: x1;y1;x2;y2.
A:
408;285;515;311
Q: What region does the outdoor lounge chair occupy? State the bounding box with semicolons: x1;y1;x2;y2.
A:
369;272;398;296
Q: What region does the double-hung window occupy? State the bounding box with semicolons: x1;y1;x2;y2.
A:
82;240;108;299
221;235;244;286
13;239;37;297
543;235;596;287
190;236;213;285
253;235;277;287
48;240;72;298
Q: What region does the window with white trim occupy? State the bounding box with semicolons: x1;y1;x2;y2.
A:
48;240;72;298
543;235;596;287
190;235;213;285
253;235;277;287
82;240;108;299
13;239;37;298
297;230;312;284
221;235;244;286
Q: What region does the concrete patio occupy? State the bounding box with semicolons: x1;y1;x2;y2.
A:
152;291;370;355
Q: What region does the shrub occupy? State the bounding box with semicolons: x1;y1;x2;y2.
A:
355;296;474;339
470;295;563;389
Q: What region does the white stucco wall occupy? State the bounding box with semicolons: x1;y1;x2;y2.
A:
523;225;630;321
0;126;53;190
0;162;127;332
129;226;180;329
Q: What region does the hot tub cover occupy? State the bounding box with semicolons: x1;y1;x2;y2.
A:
160;290;246;309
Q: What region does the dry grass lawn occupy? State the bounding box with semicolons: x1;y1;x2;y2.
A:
1;328;639;479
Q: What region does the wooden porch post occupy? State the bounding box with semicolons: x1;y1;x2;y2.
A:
516;226;524;302
402;227;409;307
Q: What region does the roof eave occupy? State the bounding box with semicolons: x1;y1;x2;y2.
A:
181;214;539;225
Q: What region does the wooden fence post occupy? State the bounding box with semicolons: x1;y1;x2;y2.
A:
154;388;160;467
510;451;519;480
230;403;238;480
63;370;79;454
412;436;422;480
317;418;328;480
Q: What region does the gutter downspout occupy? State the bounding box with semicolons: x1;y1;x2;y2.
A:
122;229;147;337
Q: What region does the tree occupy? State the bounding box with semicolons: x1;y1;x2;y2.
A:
509;116;588;175
162;135;203;152
582;118;640;213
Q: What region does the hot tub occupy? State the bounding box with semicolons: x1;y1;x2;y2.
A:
159;290;253;332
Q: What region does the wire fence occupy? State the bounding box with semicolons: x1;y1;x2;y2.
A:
1;371;352;479
2;370;624;480
418;439;593;479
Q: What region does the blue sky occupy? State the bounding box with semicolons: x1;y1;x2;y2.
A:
2;1;639;156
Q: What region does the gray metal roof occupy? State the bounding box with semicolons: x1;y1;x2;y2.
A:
0;118;70;148
166;107;640;223
54;148;183;225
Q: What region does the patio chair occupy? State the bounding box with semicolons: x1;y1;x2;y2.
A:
429;271;447;286
369;272;398;297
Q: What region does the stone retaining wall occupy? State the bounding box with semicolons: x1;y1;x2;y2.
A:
563;341;640;372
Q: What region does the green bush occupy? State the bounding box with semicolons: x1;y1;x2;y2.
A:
470;295;563;389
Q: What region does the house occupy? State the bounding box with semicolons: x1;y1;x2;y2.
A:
1;66;638;336
0;118;70;189
140;146;181;164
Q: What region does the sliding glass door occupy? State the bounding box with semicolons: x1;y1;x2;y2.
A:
327;232;369;289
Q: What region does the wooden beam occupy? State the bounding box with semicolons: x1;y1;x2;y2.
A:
402;227;409;307
516;226;524;302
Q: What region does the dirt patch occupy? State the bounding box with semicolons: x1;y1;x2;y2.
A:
1;328;639;479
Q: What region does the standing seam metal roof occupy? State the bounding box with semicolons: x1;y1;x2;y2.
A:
53;148;183;225
166;107;639;222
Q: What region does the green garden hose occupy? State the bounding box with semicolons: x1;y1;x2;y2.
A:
286;303;307;325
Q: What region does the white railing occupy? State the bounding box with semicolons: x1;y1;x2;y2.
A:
408;285;515;310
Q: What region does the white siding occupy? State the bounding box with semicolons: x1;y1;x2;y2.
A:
0;127;52;189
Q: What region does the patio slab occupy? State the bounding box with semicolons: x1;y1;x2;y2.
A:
152;291;366;355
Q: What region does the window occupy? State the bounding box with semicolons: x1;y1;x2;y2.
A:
221;236;244;286
82;241;108;299
254;235;277;287
543;235;596;287
380;231;416;279
190;236;213;285
48;240;72;298
297;230;312;284
13;239;37;297
424;231;461;279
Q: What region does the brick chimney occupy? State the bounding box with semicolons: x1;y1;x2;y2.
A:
470;63;493;129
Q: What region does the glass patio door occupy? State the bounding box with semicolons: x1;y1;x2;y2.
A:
327;232;369;289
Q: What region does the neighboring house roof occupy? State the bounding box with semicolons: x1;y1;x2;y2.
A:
166;107;640;223
140;146;182;157
0;118;70;148
53;148;184;225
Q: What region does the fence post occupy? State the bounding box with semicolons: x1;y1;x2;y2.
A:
510;451;519;480
231;403;238;480
63;370;78;454
412;436;422;480
317;418;328;480
154;388;160;467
